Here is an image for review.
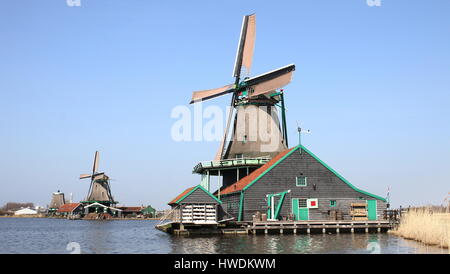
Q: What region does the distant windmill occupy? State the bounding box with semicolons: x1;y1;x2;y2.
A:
80;151;116;208
190;14;295;160
48;190;65;214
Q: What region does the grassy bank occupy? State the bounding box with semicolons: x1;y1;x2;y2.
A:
390;207;450;249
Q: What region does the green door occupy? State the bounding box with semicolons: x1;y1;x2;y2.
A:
291;198;299;220
299;208;309;221
291;198;309;221
367;200;377;220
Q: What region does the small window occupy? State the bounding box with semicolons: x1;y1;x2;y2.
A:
296;176;307;187
330;200;337;207
298;198;307;208
235;154;243;159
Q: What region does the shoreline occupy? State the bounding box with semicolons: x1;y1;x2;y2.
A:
0;215;160;220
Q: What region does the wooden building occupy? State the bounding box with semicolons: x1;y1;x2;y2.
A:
218;145;387;222
56;203;83;218
117;206;144;218
168;185;224;225
141;205;156;218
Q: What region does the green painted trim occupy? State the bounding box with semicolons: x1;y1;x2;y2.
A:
241;145;386;202
295;176;307;187
330;200;337;207
280;92;288;147
174;185;222;205
299;145;387;202
238;191;244;221
273;191;288;220
242;147;299;192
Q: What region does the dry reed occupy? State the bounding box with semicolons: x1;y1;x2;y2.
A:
391;207;450;249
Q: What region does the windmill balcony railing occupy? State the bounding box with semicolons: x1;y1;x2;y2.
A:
193;156;271;173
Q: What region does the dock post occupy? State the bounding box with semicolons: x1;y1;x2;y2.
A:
322;228;326;234
351;228;354;233
265;229;268;234
280;229;283;234
377;227;381;233
307;228;310;234
365;228;369;233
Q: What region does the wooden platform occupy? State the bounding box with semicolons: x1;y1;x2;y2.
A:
248;220;391;234
157;220;393;235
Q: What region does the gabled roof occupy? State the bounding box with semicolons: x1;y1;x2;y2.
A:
220;147;296;195
219;145;386;202
168;187;194;205
57;203;81;213
168;185;222;205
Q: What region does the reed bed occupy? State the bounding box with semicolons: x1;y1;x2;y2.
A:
391;207;450;249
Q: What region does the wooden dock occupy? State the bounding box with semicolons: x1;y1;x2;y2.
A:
157;220;393;236
248;220;391;235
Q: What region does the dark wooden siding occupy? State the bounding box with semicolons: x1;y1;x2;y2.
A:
220;193;241;220
180;187;219;204
241;149;387;221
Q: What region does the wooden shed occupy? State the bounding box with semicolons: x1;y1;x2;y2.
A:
168;185;223;224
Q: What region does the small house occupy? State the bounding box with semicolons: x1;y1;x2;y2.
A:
14;208;38;216
57;203;83;218
168;185;224;224
141;205;156;218
117;206;144;218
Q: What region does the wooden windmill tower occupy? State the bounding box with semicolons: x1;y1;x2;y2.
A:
80;151;117;213
48;190;66;214
191;14;296;191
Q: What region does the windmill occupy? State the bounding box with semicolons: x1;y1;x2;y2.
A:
80;151;117;211
190;14;296;160
48;190;66;214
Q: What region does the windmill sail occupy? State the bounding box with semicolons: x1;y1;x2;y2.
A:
233;14;256;79
92;151;99;174
80;174;91;179
190;84;235;104
245;64;295;97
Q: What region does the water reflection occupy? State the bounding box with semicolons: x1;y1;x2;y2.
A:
0;218;447;254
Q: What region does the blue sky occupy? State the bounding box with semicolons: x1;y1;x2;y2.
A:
0;0;449;209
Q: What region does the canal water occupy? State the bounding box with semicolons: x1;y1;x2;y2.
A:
0;218;447;254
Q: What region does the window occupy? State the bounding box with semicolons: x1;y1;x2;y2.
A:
235;154;243;159
298;199;307;208
330;200;337;207
296;176;307;187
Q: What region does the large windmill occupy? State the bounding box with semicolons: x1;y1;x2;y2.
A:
191;14;296;191
190;14;295;160
80;151;117;211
